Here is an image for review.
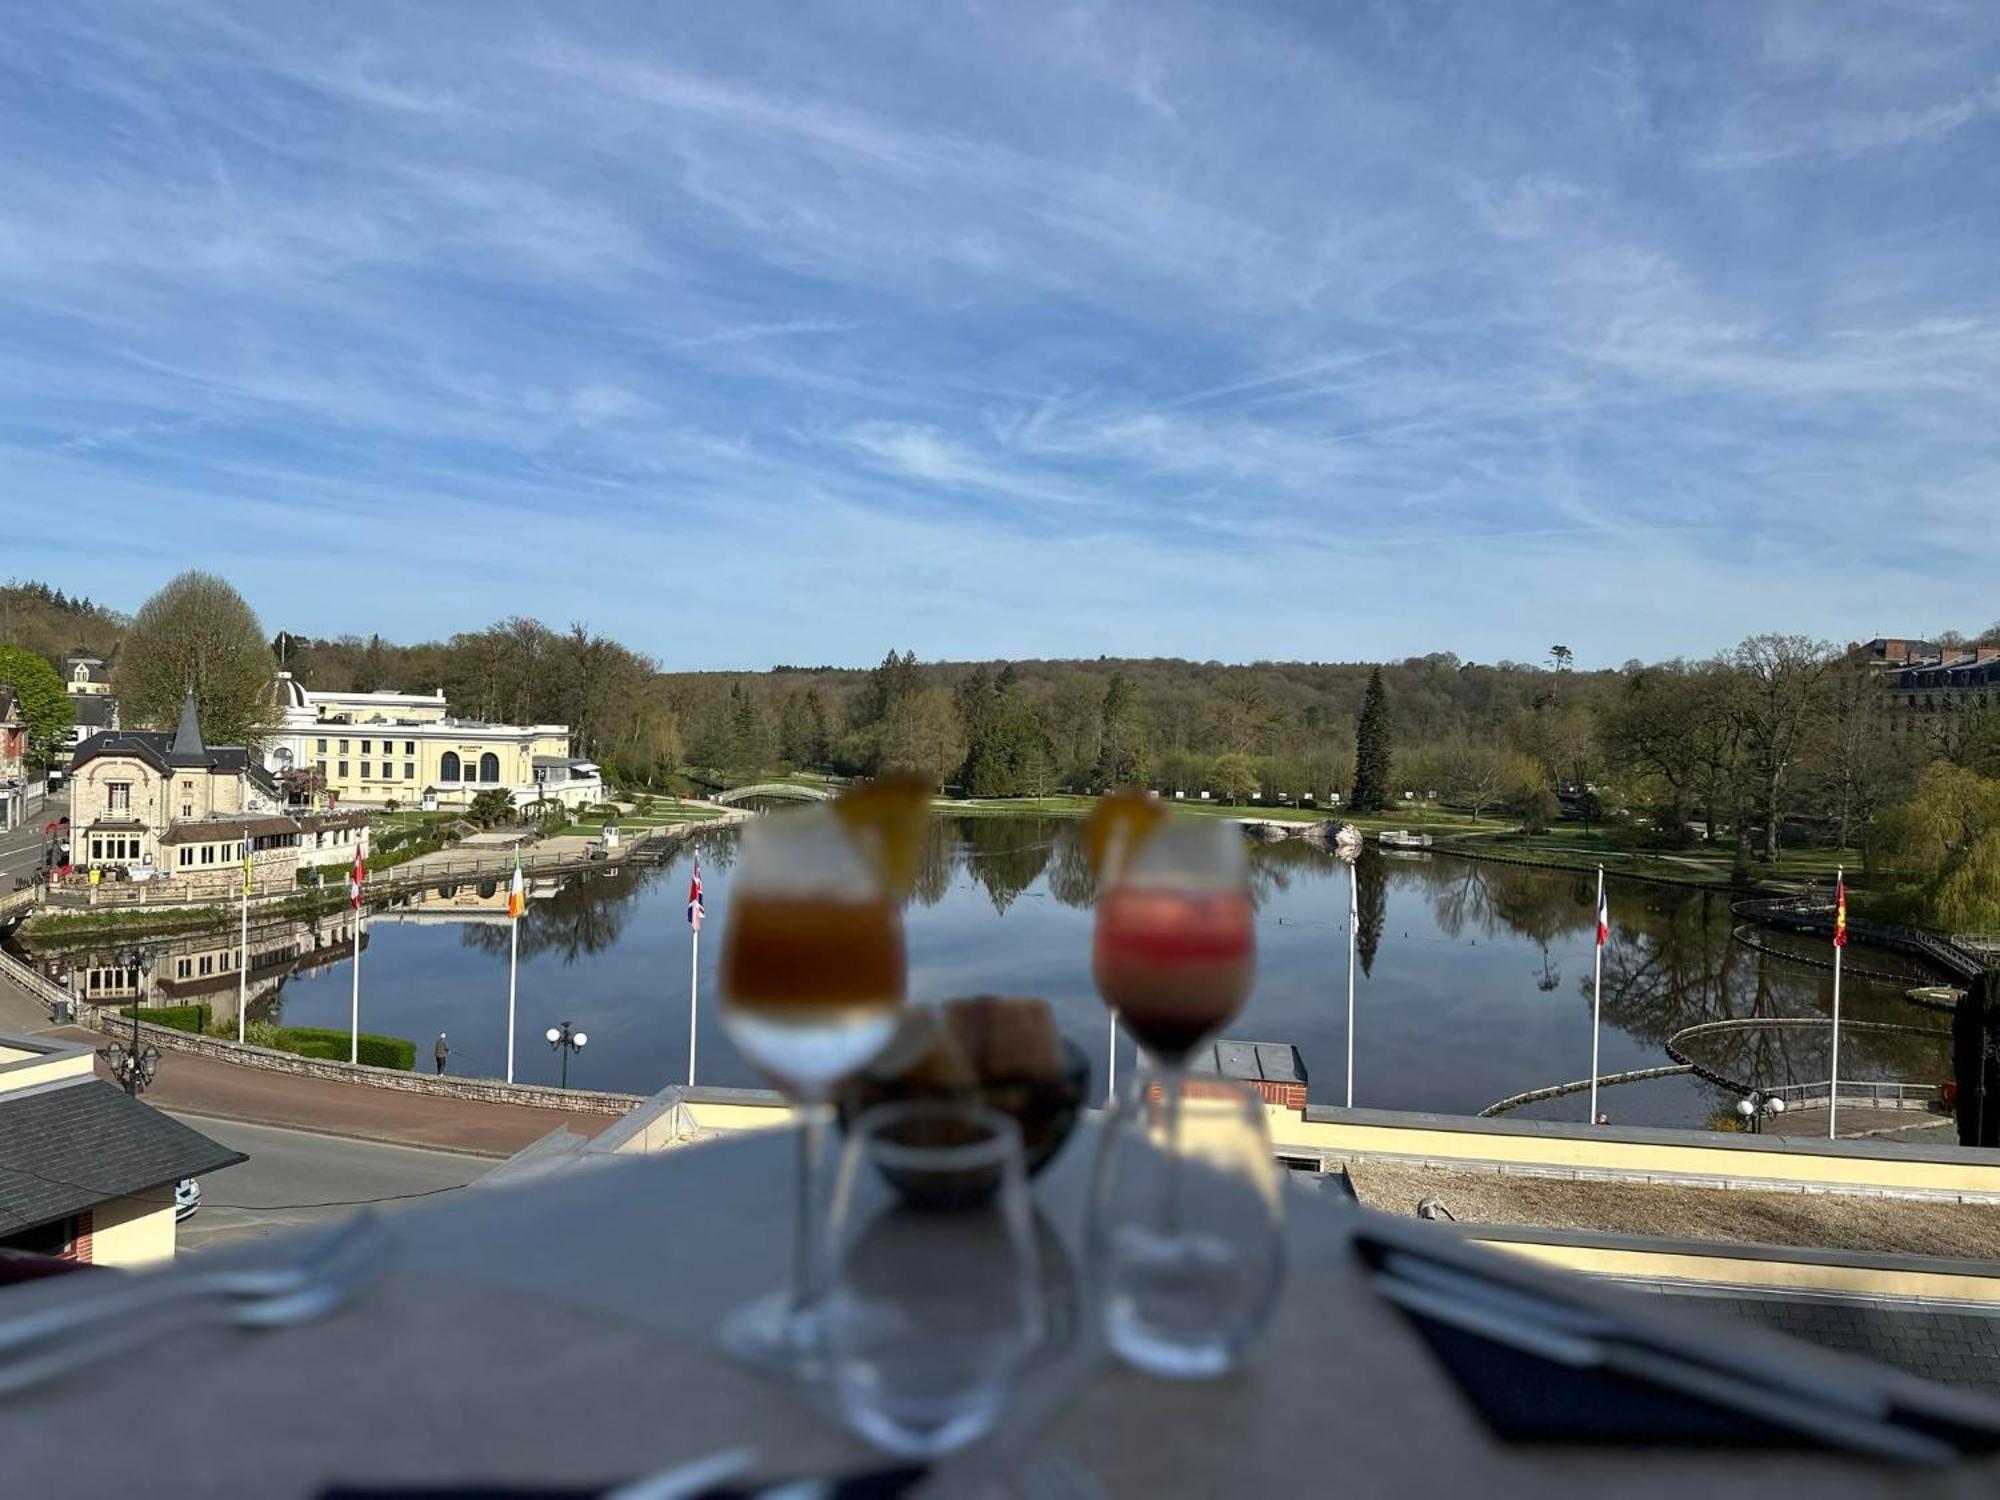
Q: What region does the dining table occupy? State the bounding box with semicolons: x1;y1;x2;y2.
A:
5;1116;1999;1498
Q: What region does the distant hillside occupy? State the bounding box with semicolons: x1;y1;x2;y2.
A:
0;580;127;668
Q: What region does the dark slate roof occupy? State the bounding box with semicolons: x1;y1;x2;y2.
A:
64;656;109;684
71;695;117;729
1196;1038;1308;1085
0;686;17;724
70;728;279;797
1648;1288;2000;1398
0;1080;245;1235
168;691;207;767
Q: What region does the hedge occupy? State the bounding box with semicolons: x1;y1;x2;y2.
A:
268;1026;417;1071
118;1003;210;1035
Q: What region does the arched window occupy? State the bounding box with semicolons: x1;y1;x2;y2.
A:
440;751;460;782
478;752;500;783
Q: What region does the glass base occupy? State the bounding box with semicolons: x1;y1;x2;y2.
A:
721;1289;827;1381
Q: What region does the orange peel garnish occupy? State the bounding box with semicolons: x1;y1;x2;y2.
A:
834;772;932;900
1084;786;1166;884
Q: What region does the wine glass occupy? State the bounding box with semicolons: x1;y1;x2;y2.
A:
1092;812;1255;1108
1088;1076;1284;1377
718;807;908;1374
822;1101;1041;1456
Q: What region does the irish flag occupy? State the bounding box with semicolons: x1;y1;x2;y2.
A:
507;853;526;920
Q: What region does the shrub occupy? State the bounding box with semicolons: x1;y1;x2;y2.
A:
120;1003;210;1035
238;1020;416;1071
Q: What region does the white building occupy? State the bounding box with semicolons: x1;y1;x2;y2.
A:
265;673;602;813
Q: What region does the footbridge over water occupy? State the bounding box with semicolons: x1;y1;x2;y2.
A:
711;782;834;806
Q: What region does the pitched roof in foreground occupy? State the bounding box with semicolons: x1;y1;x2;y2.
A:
0;1079;245;1235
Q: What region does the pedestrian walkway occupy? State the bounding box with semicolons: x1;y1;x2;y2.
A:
43;1025;621;1158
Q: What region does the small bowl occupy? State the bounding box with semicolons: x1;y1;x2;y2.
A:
839;1038;1090;1205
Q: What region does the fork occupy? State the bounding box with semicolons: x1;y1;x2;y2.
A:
0;1211;388;1397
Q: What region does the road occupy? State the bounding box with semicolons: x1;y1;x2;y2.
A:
167;1114;490;1254
0;785;63;883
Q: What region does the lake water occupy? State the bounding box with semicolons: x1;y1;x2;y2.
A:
14;816;1951;1125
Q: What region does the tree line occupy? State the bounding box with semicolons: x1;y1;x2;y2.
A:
7;571;2000;931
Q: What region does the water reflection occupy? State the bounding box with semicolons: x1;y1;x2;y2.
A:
3;816;1955;1122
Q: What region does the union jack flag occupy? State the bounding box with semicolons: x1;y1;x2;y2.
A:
687;858;705;932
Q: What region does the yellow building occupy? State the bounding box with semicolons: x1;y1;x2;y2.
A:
268;673;600;811
0;1033;242;1267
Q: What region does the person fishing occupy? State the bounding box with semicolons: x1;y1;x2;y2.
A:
434;1031;450;1076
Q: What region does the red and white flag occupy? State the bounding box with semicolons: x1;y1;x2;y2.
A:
349;844;366;910
1595;879;1609;947
686;857;705;933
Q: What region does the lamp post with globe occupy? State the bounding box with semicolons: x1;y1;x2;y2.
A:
101;947;160;1096
1736;1090;1787;1136
546;1021;588;1090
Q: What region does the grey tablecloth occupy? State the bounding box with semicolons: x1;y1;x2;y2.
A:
5;1125;1998;1497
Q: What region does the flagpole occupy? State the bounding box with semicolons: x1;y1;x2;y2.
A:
238;843;249;1045
506;909;519;1084
350;834;364;1067
1830;864;1844;1141
350;908;362;1066
687;920;699;1087
1346;856;1358;1110
1589;866;1604;1126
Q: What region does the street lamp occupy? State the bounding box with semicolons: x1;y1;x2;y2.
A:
1735;1091;1787;1135
101;947;159;1096
546;1021;588;1090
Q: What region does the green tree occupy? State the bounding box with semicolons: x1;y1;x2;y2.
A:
0;645;72;768
1500;752;1557;832
1210;751;1259;804
1094;672;1150;788
1727;633;1835;860
115;572;278;748
1351;666;1393;811
1868;762;2000;931
466;788;517;828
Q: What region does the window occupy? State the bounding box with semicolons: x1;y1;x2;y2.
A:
405;741;415;755
339;740;349;753
199;956;213;976
440;752;460;781
362;762;372;780
338;761;349;778
107;782;130;813
182;804;193;818
316;760;327;775
177;959;191;979
361;740;372;754
90;839;102;860
405;762;416;781
202;845;215;865
179;848;192;867
479;752;500;783
317;738;328;753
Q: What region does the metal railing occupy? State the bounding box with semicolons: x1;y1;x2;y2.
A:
1732;895;1989;983
1763;1079;1940;1110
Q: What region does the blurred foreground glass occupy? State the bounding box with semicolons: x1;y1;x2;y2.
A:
1088;1076;1284;1378
824;1102;1042;1457
719;809;908;1375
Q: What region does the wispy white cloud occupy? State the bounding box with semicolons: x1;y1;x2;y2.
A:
0;0;1995;666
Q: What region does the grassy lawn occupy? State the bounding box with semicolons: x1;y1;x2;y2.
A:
1440;824;1872;892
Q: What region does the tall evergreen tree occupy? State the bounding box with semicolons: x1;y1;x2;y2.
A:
1351;666;1393;812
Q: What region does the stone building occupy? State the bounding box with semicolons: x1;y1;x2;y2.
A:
0;686;23;782
1866;637;2000;746
69;691;298;886
62;655;112;696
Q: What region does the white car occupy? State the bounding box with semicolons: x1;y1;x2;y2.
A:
174;1179;202;1222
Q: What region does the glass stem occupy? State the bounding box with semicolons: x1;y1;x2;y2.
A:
1162;1063;1186;1235
790;1102;829;1315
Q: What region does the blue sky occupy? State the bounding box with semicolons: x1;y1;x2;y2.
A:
2;2;1996;670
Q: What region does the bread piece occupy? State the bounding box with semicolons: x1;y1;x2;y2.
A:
863;1006;979;1094
944;995;1063;1081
